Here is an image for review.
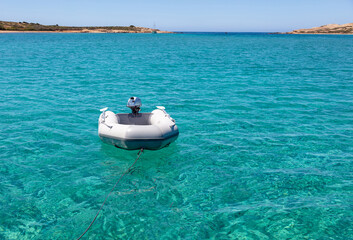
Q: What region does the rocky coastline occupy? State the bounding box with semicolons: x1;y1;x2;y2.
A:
286;23;353;35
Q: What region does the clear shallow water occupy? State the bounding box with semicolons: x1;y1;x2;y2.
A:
0;33;352;239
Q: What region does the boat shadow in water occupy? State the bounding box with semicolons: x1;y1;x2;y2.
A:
98;141;180;170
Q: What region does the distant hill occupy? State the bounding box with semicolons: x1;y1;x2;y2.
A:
287;23;353;34
0;21;172;33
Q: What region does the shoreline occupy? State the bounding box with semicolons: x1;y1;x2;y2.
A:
0;21;173;33
1;30;352;35
0;30;173;34
283;33;353;35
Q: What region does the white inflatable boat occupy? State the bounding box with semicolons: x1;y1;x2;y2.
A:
98;97;179;150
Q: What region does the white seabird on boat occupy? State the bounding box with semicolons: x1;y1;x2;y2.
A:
98;97;179;150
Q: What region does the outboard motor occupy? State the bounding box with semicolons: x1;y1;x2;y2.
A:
127;97;142;115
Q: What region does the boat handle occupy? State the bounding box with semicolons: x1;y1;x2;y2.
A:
157;106;176;124
100;107;113;129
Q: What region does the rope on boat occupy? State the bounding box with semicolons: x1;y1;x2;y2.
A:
77;148;144;240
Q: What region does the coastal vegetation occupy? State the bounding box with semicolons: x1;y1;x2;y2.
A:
0;21;169;33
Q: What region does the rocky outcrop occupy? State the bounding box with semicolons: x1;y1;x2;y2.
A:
287;23;353;34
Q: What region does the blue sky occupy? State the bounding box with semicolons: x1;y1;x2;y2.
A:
1;0;353;32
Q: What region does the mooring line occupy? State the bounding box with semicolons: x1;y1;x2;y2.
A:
77;148;144;240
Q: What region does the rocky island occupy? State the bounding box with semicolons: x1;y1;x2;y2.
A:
0;20;172;33
287;23;353;34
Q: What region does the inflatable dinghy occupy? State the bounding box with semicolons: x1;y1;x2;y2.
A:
98;97;179;150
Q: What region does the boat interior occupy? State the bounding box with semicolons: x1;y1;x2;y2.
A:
116;113;153;125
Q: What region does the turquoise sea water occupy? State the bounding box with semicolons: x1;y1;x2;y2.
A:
0;33;352;239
